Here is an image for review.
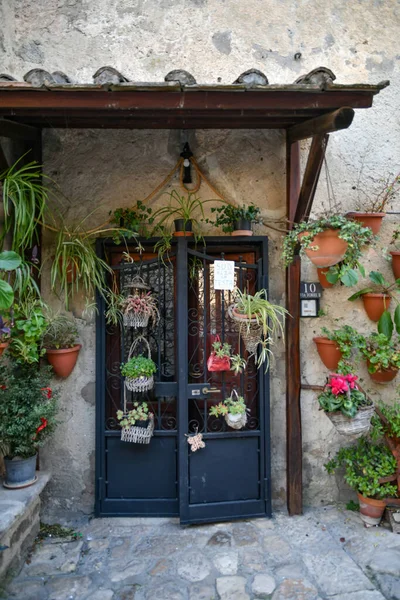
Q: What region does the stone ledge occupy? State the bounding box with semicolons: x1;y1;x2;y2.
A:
0;471;51;538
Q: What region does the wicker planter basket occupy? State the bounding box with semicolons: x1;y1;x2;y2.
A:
124;336;155;393
120;414;154;444
228;304;262;354
225;412;247;430
326;404;375;436
123;312;150;329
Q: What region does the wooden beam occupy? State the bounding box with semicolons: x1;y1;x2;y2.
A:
0;141;9;174
287;107;354;143
294;134;329;223
0;118;40;141
286;138;302;516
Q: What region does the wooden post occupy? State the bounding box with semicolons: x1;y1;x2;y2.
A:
286;137;302;515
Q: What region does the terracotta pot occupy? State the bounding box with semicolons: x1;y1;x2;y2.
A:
367;362;398;384
317;268;334;289
46;344;82;378
313;337;342;370
0;341;9;357
390;251;400;280
172;231;194;237
362;293;391;321
58;257;77;284
300;229;348;267
347;212;385;235
357;493;386;527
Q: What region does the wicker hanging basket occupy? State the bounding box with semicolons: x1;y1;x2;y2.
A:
123;274;150;293
326;404;375;436
224;389;248;430
123;312;150;329
120;386;154;444
124;336;155;393
228;304;262;354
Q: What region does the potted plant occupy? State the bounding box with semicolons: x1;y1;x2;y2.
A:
348;271;399;322
117;401;154;444
347;171;400;234
207;203;263;236
121;337;157;392
360;332;400;384
110;201;154;241
151;190;218;237
317;373;374;435
9;296;48;365
325;436;398;526
0;361;58;488
283;215;374;286
314;325;363;372
389;225;400;279
207;336;247;374
121;289;159;329
209;390;248;430
229;288;288;369
42;314;81;378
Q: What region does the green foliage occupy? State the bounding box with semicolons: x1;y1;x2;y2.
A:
0;361;58;458
318;385;370;418
37;522;82;542
324;437;397;499
110;201;154;242
371;402;400;440
42;314;79;349
348;271;400;302
9;297;48;364
230;354;247;375
283;215;374;286
0;158;48;252
209;393;247;417
212;340;232;358
206;203;263;233
120;355;157;379
321;325;365;374
361;333;400;373
117;401;151;428
346;500;360;511
0;251;22;311
151;190;218;234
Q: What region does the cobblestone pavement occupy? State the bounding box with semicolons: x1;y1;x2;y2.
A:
3;505;400;600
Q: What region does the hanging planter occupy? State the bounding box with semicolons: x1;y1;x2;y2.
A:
362;333;400;385
299;229;348;267
317;267;334;289
362;293;391;322
313;337;343;370
207;336;231;372
43;315;81;378
390;252;400;280
346;212;385;235
121;277;159;329
46;345;82;378
117;395;154;444
209;390;248;431
367;364;398;384
121;336;157;392
348;271;397;322
317;373;374;436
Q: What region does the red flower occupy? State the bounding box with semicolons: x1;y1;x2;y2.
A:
41;387;52;399
344;374;358;389
327;375;349;396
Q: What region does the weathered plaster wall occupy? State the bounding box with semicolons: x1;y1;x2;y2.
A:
1;0;400;514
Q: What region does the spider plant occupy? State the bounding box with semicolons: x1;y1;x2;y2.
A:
151;190;223;233
233;288;288;339
0;157;48;252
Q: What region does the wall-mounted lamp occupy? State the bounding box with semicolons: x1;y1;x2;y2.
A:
180;142;193;184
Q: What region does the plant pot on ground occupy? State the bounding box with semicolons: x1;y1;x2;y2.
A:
283;215;374;286
348;271;399;322
206;203;263;237
317;373;374;435
325;436;398;527
42;314;81;378
0;361;58;489
229;287;288;370
209;390;248;430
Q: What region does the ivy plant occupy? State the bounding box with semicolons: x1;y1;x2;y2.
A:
206;203;263;233
371;402;400;440
321;325;365;374
282;215;374;286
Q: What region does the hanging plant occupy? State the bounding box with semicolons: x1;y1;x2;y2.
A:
361;333;400;384
283;215;374;286
209;390;248;430
117;400;154;444
121;290;159;329
348;271;400;322
207;336;247;373
121;336;157;392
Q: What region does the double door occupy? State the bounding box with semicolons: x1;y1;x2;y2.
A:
95;236;271;524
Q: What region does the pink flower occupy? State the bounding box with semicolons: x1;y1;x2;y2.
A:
344;374;358;389
327;375;349;396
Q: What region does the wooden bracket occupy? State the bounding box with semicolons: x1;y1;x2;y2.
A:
294;134;329;223
287;107;354;144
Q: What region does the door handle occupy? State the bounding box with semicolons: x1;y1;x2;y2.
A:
202;387;221;394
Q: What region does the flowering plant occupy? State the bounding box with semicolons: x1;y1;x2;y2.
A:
117;401;152;428
121;291;159;325
209;393;247;417
317;373;371;418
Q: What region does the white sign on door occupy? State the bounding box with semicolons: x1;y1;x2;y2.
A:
213;260;235;291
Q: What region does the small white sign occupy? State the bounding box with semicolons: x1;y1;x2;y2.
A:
214;260;235;291
300;299;318;317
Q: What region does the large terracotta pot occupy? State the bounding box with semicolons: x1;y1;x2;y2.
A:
347;212;385;235
300;229;348;267
0;342;9;357
357;493;386;527
317;268;334;289
390;251;400;280
367;362;398;384
313;337;342;370
46;344;82;378
362;293;391;321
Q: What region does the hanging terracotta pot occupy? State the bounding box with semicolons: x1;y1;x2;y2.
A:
347;212;385;235
0;341;9;357
390;251;400;280
299;229;348;267
46;344;82;378
313;337;342;370
317;268;334;289
357;493;386;527
362;293;391;321
367;363;398;384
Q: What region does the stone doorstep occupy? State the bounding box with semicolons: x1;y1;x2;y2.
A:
0;471;51;584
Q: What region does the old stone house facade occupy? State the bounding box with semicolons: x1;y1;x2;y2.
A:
0;0;399;517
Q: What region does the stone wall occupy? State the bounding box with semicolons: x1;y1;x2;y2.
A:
1;0;400;514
